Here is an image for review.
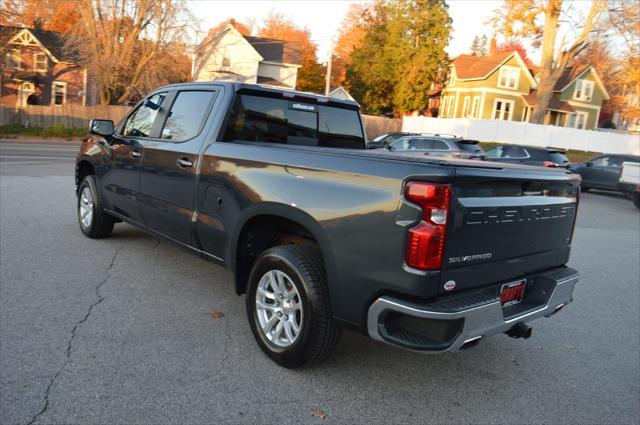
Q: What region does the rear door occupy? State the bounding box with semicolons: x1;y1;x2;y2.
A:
137;89;219;245
101;92;167;223
440;167;580;294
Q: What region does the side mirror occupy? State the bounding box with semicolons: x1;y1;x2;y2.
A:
585;162;592;167
89;119;114;137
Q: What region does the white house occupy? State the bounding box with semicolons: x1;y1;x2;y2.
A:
193;24;301;89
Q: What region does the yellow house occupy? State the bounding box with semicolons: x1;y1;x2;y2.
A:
439;51;610;130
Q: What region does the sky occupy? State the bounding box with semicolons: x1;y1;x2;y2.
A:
189;0;504;63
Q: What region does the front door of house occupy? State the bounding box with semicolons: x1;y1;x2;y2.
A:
18;82;35;107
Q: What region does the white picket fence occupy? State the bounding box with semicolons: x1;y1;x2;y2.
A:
402;116;640;155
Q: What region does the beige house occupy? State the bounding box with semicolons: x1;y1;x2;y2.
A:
439;51;609;130
193;24;301;89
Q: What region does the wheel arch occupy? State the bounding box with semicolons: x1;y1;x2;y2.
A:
75;157;96;192
230;202;337;299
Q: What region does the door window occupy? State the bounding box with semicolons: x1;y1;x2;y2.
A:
160;91;217;141
430;140;449;150
501;146;528;158
589;156;610;167
122;93;166;137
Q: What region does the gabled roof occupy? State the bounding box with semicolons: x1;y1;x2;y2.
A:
553;65;610;100
244;36;301;65
450;50;537;88
0;25;78;63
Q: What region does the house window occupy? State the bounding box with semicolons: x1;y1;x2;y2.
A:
51;82;67;106
440;96;449;117
568;111;588;129
448;71;455;86
498;66;519;89
492;98;514;120
462;97;470;117
447;96;455;117
222;50;231;67
33;52;47;72
6;49;21;69
471;96;480;118
574;79;594;102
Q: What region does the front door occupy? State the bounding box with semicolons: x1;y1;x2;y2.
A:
100;92;167;223
137;89;218;245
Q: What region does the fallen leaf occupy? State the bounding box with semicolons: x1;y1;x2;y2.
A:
208;312;224;319
311;410;327;420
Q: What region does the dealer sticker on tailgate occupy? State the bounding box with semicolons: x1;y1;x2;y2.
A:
500;279;526;307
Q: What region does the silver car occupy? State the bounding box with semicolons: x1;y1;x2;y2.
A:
386;135;486;160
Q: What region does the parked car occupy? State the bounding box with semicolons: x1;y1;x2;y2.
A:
570;154;640;192
76;82;581;368
617;161;640;209
382;135;486;160
367;132;419;148
486;145;571;168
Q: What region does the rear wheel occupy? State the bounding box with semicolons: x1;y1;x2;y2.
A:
633;193;640;209
246;245;341;368
77;175;115;238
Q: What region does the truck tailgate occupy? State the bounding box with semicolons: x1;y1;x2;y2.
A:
440;166;580;294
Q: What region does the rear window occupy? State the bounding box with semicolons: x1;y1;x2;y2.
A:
456;140;483;153
548;151;569;164
222;94;365;149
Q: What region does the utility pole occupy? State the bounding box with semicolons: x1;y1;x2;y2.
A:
325;40;333;96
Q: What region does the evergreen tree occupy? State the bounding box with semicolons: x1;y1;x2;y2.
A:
479;35;488;55
470;35;481;55
347;0;451;115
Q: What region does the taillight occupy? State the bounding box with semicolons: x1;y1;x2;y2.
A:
404;182;451;270
543;161;558;167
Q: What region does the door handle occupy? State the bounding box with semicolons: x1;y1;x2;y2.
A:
176;158;193;168
130;150;141;159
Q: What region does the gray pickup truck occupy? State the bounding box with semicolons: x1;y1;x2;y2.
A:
76;83;580;368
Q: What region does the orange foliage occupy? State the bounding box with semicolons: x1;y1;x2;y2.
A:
0;0;80;33
332;3;370;88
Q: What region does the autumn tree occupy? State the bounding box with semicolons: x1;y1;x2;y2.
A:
0;0;81;33
259;13;325;93
347;0;451;115
492;0;606;124
66;0;193;105
330;3;370;89
494;39;533;66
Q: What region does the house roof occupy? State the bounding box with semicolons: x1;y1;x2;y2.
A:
553;64;590;91
521;92;575;113
0;25;78;62
451;50;537;88
244;36;301;65
451;51;514;79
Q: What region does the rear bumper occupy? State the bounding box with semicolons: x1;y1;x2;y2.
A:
367;267;579;352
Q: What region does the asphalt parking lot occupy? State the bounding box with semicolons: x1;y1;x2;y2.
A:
1;139;639;424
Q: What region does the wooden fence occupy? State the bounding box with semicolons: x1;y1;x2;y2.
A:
0;105;130;128
362;114;402;139
1;105;403;140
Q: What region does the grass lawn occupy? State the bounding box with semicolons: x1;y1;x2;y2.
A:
0;124;86;140
478;142;600;164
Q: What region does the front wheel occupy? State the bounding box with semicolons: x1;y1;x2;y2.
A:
246;245;341;368
77;175;115;238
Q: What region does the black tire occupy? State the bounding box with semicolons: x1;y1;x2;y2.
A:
246;245;342;368
581;186;590;192
633;193;640;209
77;175;115;238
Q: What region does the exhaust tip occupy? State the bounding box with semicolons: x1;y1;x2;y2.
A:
460;336;482;350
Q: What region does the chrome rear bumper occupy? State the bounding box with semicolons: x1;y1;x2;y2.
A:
367;267;579;352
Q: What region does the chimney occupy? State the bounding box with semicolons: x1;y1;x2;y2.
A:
489;37;497;55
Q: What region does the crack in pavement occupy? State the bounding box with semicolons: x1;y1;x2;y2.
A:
25;246;122;425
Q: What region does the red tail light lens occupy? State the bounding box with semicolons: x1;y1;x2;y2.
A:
543;161;558;167
404;182;451;270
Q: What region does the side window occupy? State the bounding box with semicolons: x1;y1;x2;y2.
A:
502;146;528;158
431;140;449;150
486;146;502;158
590;156;610;167
122;93;166;137
390;137;411;150
161;91;217;141
608;156;623;167
407;138;432;150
